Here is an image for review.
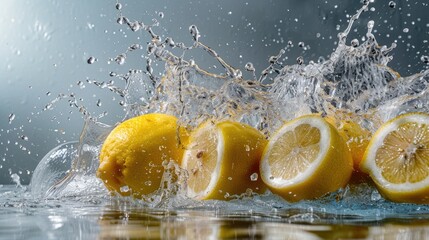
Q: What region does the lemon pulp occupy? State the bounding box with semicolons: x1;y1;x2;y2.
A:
260;115;353;202
361;112;429;203
182;121;267;200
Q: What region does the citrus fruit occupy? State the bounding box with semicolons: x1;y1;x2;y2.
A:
97;113;188;198
325;116;371;171
360;112;429;203
181;120;267;200
260;114;353;202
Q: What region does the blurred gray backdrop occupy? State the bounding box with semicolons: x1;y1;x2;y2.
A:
1;0;428;184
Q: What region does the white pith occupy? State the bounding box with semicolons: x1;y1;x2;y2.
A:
363;113;429;192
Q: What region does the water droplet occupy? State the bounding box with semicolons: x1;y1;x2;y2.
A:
245;62;255;72
228;177;232;181
165;37;175;47
109;72;117;77
96;99;102;107
296;56;304;65
129;44;140;51
8;113;15;124
120;185;129;193
298;42;305;48
189;25;200;42
145;181;152;186
421;55;429;64
115;2;122;10
117;16;125;25
115;54;126;65
158;12;164;19
20;135;28;141
87;56;96;64
403;28;409;33
388;1;396;8
130;21;140;32
250;173;258;181
351;39;359;47
244;145;250;151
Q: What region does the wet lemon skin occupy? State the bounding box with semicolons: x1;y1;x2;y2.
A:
97;113;188;198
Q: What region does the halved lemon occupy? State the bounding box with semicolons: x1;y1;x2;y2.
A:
325;116;371;171
182;120;267;200
260;115;353;202
360;112;429;203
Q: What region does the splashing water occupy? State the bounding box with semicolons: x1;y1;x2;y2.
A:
24;1;429;221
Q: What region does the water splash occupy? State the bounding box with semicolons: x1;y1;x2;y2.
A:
27;0;429;219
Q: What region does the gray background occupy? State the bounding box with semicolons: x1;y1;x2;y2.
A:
1;0;428;184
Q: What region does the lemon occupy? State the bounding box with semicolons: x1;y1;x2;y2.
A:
260;115;353;202
97;113;188;198
360;112;429;203
181;120;267;200
325;116;371;171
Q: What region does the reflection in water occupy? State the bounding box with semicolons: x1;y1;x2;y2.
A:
2;186;429;239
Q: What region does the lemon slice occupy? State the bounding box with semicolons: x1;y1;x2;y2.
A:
260;115;353;202
360;112;429;203
97;113;188;198
182;120;267;200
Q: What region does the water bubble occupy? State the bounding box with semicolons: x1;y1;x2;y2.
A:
115;2;122;10
8;113;15;124
421;55;429;64
20;135;28;141
250;173;258;181
287;40;293;46
145;181;152;186
228;177;232;181
298;42;305;48
109;72;117;77
87;56;96;64
388;1;396;8
46;91;51;96
296;56;304;65
403;28;409;33
158;12;164;19
96;99;102;107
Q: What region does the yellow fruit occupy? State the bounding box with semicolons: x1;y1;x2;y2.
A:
260;115;353;202
97;113;188;198
325;116;371;170
182;120;267;200
360;112;429;203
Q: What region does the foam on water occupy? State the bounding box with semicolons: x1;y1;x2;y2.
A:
20;0;429;223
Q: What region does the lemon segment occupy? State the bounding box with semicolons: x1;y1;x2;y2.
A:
97;113;188;198
260;115;353;202
360;112;429;203
182;121;267;200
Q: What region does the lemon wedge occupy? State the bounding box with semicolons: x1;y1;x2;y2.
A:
97;113;188;198
182;120;267;200
360;112;429;203
260;115;353;202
